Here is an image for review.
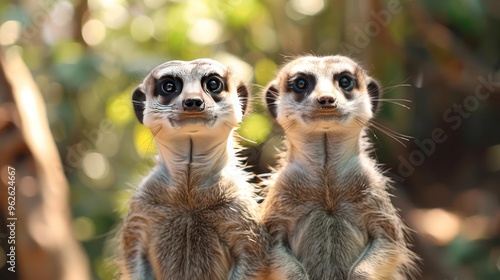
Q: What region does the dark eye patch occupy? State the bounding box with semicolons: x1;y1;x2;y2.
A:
334;71;358;98
286;73;316;102
154;75;183;105
201;73;227;102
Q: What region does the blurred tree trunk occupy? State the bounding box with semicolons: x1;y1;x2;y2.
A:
0;48;91;280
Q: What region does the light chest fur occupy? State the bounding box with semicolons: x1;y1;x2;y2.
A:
126;164;261;280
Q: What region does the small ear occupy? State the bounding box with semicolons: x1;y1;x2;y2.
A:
264;82;279;119
132;86;146;124
236;83;249;116
367;79;381;114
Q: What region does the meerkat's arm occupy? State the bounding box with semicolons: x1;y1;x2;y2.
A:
229;252;265;280
349;239;398;279
260;191;309;280
121;213;154;280
225;215;271;280
268;242;310;280
348;219;409;280
266;225;309;280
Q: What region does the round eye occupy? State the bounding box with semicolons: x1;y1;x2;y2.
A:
204;76;224;94
292;78;308;94
338;76;355;91
160;78;182;95
162;81;175;93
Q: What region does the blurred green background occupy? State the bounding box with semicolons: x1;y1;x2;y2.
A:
1;0;500;279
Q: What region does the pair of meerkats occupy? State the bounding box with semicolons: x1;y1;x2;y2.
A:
120;55;419;280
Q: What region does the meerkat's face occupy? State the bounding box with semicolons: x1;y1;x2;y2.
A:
265;56;380;134
132;59;248;135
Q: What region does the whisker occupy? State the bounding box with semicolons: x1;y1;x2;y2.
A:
369;123;410;147
260;132;285;153
281;120;297;135
135;126;161;162
370;121;412;140
378;75;413;89
233;130;257;145
374;98;412;103
264;96;279;102
381;83;412;92
251;84;268;90
221;120;239;133
237;95;253;101
357;119;381;160
373;99;411;109
361;120;380;145
372;127;407;147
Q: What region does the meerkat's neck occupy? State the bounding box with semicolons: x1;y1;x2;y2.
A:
286;129;367;174
155;131;238;179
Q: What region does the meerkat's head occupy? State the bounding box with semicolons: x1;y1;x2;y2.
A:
265;55;380;135
132;59;249;138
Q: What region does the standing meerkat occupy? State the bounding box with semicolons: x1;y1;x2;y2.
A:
121;59;268;280
261;55;418;280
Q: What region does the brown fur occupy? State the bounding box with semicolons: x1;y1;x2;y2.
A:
261;55;419;280
120;59;268;280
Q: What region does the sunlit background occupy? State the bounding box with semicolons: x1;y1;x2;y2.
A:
1;0;500;279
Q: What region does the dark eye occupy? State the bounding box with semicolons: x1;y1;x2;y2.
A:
338;76;355;91
162;81;175;92
160;77;182;96
291;77;308;94
204;76;224;94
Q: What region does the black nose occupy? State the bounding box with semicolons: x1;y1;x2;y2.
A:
183;98;205;111
316;96;337;109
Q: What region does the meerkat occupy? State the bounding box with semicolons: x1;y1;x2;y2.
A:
120;59;269;280
260;55;419;280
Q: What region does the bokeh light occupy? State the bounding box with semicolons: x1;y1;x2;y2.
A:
106;94;134;126
0;20;21;46
82;152;110;180
82;19;106;46
130;16;155;42
188;18;223;45
290;0;325;16
134;124;157;157
50;1;74;26
72;216;96;241
101;3;129;29
410;208;461;246
238;113;273;146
